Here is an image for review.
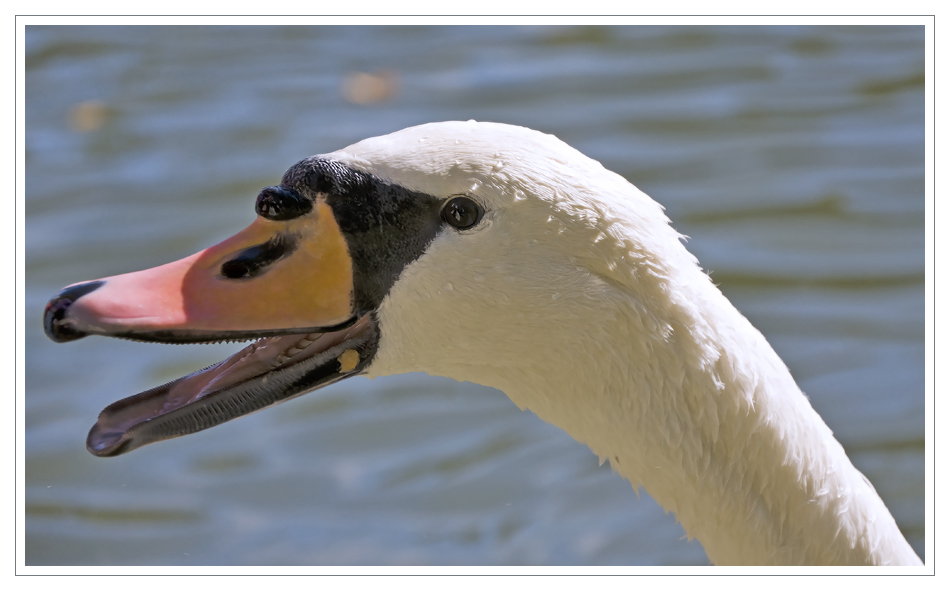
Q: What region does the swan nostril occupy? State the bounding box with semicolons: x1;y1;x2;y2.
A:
43;280;105;343
219;236;295;280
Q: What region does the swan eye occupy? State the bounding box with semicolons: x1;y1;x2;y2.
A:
255;186;312;221
441;196;484;230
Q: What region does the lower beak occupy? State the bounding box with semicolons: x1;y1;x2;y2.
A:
85;315;378;457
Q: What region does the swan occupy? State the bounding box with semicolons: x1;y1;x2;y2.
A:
43;120;922;566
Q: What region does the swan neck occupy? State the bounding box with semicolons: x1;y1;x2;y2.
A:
493;280;919;565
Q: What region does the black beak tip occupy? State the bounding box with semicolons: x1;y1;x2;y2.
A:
43;280;104;343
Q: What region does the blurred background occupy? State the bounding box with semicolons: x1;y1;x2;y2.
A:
25;25;925;566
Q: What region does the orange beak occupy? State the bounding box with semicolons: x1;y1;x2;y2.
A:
45;200;355;343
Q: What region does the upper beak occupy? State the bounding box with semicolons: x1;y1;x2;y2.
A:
44;200;355;344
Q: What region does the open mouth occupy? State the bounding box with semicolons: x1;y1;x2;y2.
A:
84;316;378;457
42;192;376;457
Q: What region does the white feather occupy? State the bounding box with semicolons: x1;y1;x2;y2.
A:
328;121;920;566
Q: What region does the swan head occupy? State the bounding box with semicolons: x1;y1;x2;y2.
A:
43;121;700;456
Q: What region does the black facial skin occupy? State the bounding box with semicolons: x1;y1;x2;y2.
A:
279;158;446;315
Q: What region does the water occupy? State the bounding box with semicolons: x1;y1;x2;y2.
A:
24;25;925;566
